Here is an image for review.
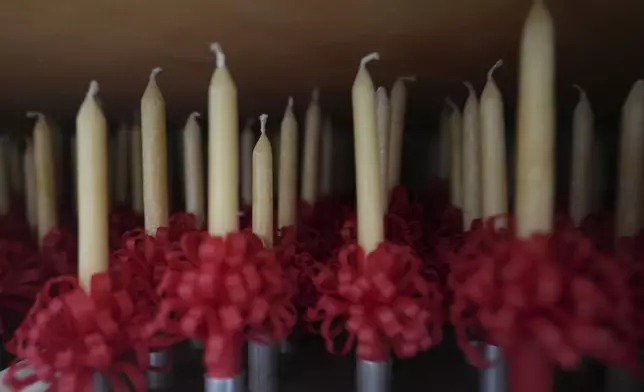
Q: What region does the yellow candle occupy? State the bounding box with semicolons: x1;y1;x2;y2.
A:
241;118;255;206
29;112;58;245
141;67;169;234
515;0;555;238
438;103;451;180
301;89;322;204
353;53;384;253
253;114;274;247
71;135;77;209
376;86;391;214
208;43;239;236
319;117;334;197
24;140;37;231
115;122;129;205
0;139;10;215
130;124;144;215
278;97;298;229
616;80;644;238
447;99;463;208
76;81;109;292
569;85;594;227
182;112;205;228
462;82;482;229
480;60;508;223
387;76;414;192
108;134;117;206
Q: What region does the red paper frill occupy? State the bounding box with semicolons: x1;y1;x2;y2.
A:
306;242;444;362
278;226;319;311
449;217;637;371
145;231;296;378
616;232;644;345
6;274;151;392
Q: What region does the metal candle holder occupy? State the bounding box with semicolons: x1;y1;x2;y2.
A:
147;349;173;390
479;344;506;392
204;374;245;392
356;359;391;392
248;339;278;392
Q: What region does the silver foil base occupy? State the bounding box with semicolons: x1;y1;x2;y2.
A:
479;344;506;392
356;359;391;392
93;373;112;392
605;366;643;392
248;340;278;392
204;374;245;392
147;349;172;390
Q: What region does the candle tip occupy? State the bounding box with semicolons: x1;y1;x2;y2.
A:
464;81;476;96
26;111;44;120
287;96;294;110
399;75;417;82
259;114;268;135
312;88;320;103
487;59;504;81
189;111;201;120
210;43;226;68
87;80;100;98
572;84;587;101
360;52;380;68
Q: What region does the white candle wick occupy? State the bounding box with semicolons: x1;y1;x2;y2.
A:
572;84;587;101
312;88;320;103
86;80;100;98
464;81;476;96
189;111;200;120
487;59;504;81
360;52;380;68
445;97;458;112
399;75;417;82
210;43;226;68
150;67;162;81
287;96;294;109
26;111;44;119
259;114;268;135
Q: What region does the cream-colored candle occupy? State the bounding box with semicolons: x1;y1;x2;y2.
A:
0;139;10;215
462;82;482;229
51;122;64;201
480;60;508;223
108;134;117;205
301;89;322;204
353;53;384;253
447;99;463;208
71;136;77;208
208;43;239;236
515;0;555;238
7;140;23;197
438;103;451;180
182;112;205;228
253;114;274;247
29;112;58;245
278;97;298;229
76;81;109;292
376;86;391;214
24;140;37;231
115;122;129;205
241;118;255;206
387;76;414;192
319;117;334;197
141;68;169;234
569;85;594;227
616;80;644;238
130;124;144;214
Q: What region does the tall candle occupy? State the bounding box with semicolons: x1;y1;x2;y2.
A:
29;112;58;245
0;139;10;215
319;117;334;197
71;136;77;208
115;122;129;205
480;60;508;223
141;67;169;234
616;80;644;238
278;97;298;229
376;86;391;214
253;114;274;247
387;77;414;192
241;118;255;206
24;140;37;231
76;81;109;292
447;99;463;208
130;124;144;214
515;0;555;238
462;82;482;228
51;122;64;201
438;103;451;180
208;43;239;236
568;85;594;227
108;134;117;205
8;140;23;197
353;53;384;253
182;112;205;228
301;89;322;204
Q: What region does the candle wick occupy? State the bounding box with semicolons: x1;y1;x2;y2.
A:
445;97;458;112
572;84;587;101
210;43;226;68
312;88;320;103
287;96;294;110
399;75;417;82
26;111;44;120
464;81;476;96
259;114;268;135
87;80;100;98
487;59;504;81
189;111;201;120
360;52;380;68
149;67;162;82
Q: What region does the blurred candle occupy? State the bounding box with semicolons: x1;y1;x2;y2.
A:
76;81;109;292
462;82;482;228
301;89;322;204
71;135;77;208
515;0;555;238
376;86;391;214
130;124;144;214
319;117;334;197
447;99;463;208
278;97;298;229
352;53;384;253
183;112;205;228
438;103;451;180
0;139;10;215
569;85;594;227
29;112;58;245
141;67;169;234
208;43;239;236
24;140;37;231
115;122;129;205
241;118;255;206
480;60;508;223
387;76;414;192
8;140;23;197
253;114;274;247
